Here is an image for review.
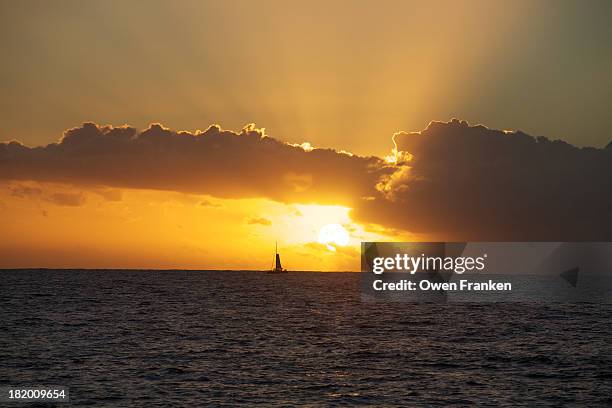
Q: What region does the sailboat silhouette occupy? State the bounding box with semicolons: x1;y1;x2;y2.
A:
266;242;287;273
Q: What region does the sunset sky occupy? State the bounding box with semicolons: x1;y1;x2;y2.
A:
1;0;611;270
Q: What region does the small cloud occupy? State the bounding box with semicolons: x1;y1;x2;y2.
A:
9;183;86;207
198;199;222;208
246;216;272;226
47;192;86;207
10;185;42;198
302;242;359;257
94;188;123;202
286;205;303;216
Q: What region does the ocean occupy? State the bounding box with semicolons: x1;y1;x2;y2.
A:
1;270;611;406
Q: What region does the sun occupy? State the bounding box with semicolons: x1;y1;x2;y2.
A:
318;223;350;251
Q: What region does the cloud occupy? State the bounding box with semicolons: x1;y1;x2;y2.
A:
8;183;86;207
47;192;86;207
198;199;222;208
93;188;123;202
10;185;42;198
301;242;359;257
353;119;612;240
246;216;272;226
1;119;610;240
0;123;390;207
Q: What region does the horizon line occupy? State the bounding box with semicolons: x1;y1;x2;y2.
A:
0;267;359;273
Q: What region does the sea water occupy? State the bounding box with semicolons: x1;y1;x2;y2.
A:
1;270;610;406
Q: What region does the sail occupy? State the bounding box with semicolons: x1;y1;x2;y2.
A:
275;253;282;271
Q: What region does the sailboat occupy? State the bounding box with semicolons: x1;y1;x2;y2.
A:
266;242;287;273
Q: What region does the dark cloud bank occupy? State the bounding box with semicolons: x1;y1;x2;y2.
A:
1;119;610;240
0;123;388;206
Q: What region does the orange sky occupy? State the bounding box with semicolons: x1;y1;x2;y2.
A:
1;119;610;270
0;179;410;270
0;121;416;271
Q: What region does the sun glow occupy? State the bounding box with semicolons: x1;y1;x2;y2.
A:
0;181;406;270
318;223;350;251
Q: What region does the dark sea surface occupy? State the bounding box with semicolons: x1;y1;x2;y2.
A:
1;270;611;407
